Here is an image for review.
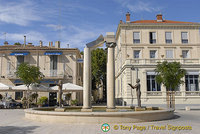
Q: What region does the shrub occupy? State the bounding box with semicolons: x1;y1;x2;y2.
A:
38;96;48;106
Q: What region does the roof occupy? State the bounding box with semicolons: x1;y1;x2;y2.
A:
131;20;197;24
0;45;79;51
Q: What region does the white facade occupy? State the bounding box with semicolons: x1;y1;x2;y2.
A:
115;14;200;107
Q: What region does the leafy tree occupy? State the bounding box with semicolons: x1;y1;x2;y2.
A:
16;63;44;108
14;42;22;45
91;48;107;101
155;61;186;108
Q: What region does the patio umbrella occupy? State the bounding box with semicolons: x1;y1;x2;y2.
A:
0;83;12;91
12;84;51;92
50;83;83;92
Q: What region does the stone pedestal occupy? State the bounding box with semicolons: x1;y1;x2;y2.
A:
55;108;65;112
82;47;92;110
106;108;117;112
106;45;116;109
135;106;146;111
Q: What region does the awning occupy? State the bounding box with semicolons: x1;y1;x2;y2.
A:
44;52;62;55
10;52;29;56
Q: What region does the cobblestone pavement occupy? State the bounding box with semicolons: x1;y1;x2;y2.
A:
0;109;199;134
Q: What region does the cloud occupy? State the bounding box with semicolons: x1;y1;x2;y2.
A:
60;24;116;50
0;31;47;45
0;0;41;26
45;24;66;31
113;0;162;13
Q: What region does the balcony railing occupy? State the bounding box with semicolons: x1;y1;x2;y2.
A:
129;59;200;65
146;91;200;96
185;91;200;96
40;70;65;78
7;69;65;79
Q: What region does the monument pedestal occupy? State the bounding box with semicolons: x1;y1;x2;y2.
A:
81;108;93;112
55;107;65;112
135;106;146;111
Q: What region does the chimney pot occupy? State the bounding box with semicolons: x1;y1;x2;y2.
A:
55;41;60;48
156;14;163;22
126;12;130;23
39;40;43;47
24;36;26;47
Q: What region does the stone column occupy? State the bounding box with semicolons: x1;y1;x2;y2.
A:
82;47;92;111
107;44;116;110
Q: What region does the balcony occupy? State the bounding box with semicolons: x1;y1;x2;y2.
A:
129;59;200;65
7;70;65;79
40;70;65;79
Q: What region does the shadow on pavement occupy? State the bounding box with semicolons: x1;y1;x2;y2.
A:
0;126;39;134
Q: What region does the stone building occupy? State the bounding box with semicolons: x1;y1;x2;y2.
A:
115;13;200;107
0;41;83;106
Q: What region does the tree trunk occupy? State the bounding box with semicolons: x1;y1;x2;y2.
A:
27;86;30;108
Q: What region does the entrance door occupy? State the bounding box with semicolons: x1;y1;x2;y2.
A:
49;92;57;106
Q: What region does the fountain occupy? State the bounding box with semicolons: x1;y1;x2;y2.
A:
24;32;174;124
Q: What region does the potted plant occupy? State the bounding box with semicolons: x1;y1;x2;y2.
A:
71;99;78;106
38;96;48;107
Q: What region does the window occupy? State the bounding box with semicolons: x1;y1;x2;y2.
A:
133;32;140;44
166;50;173;58
50;55;58;76
149;32;156;44
185;75;199;91
165;32;172;44
134;50;140;58
182;50;189;58
15;91;23;100
150;50;156;58
181;32;188;44
147;75;161;91
17;56;24;66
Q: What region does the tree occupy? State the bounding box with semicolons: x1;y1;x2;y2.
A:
155;61;186;108
91;48;107;101
16;63;44;108
14;42;22;45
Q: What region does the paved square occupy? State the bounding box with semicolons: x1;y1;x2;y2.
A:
0;109;199;134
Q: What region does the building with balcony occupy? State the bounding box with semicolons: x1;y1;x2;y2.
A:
0;41;83;105
115;13;200;108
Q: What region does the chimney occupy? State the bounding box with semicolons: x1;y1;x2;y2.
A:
55;41;60;48
39;40;43;47
67;44;69;48
51;42;53;47
49;42;51;47
156;14;163;22
120;20;123;24
24;36;26;47
126;12;130;23
4;41;8;45
28;43;33;45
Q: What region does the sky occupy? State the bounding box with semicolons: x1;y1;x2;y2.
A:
0;0;200;51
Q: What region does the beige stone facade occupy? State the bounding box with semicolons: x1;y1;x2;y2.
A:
115;13;200;107
0;42;83;105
